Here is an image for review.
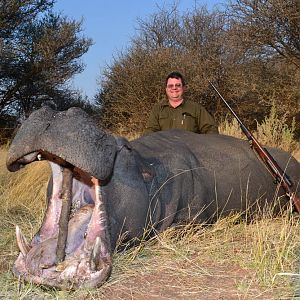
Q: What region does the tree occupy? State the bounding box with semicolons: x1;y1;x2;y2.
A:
227;0;300;68
0;0;54;39
223;0;300;129
0;0;92;120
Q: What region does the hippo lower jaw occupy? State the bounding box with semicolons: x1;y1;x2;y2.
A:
13;235;112;289
12;152;112;289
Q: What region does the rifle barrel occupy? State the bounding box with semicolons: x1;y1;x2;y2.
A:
209;81;300;213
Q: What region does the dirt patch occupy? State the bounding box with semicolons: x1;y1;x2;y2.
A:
92;260;280;299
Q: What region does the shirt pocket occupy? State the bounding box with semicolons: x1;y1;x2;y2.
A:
182;112;197;132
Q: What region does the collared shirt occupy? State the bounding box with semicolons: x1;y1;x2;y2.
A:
144;99;219;135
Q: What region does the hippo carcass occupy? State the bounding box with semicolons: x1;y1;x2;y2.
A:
6;106;300;289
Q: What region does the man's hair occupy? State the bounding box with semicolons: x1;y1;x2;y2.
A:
165;71;185;86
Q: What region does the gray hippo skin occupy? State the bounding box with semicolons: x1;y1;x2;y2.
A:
6;106;300;289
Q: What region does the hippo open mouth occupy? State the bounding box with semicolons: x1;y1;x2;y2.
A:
9;151;112;289
6;107;120;289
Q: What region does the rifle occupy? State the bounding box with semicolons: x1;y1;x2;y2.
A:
209;81;300;213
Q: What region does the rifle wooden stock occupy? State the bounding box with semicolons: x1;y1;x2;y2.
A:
209;81;300;213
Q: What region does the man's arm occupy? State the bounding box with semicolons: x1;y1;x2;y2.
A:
197;106;219;134
143;105;161;135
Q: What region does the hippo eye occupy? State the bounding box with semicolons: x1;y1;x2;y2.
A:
84;232;87;239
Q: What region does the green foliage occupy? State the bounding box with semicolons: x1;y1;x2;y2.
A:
0;0;54;38
0;0;93;121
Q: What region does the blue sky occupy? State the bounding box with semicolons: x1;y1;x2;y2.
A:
54;1;224;100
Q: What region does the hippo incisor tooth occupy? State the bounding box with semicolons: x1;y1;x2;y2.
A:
16;225;31;256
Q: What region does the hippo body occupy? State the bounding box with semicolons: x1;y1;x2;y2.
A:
6;106;300;289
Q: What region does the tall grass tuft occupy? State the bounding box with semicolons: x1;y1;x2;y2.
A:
244;211;300;286
219;102;297;153
255;104;296;152
219;115;245;140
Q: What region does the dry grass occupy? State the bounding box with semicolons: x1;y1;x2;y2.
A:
293;148;300;163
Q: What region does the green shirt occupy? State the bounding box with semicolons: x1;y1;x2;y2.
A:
144;99;219;135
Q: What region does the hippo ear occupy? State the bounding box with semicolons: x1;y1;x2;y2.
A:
115;136;132;151
116;136;155;182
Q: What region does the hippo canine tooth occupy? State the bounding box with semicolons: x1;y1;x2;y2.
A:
16;225;31;256
90;237;101;271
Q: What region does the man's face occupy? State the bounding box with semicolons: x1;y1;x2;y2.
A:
166;77;184;102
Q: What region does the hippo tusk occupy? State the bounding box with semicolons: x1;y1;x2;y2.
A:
90;235;111;271
56;166;73;263
16;225;31;256
90;236;101;271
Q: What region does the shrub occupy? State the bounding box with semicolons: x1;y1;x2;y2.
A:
219;103;296;152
